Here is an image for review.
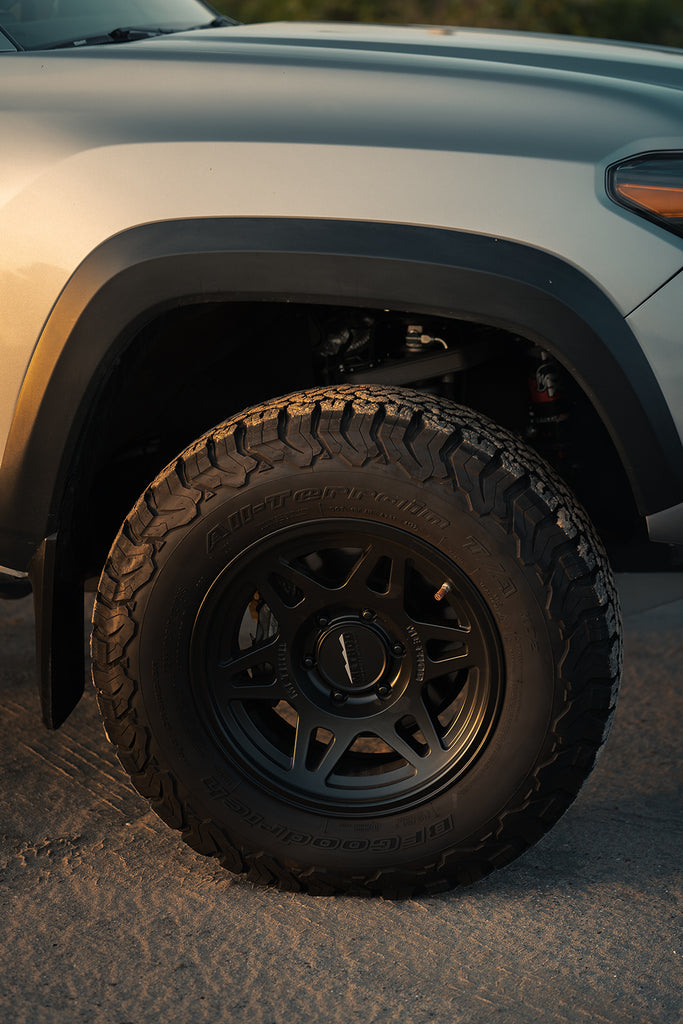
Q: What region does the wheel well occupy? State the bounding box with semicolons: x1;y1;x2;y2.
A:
61;299;657;579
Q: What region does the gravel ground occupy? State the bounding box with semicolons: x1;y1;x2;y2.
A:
0;576;681;1024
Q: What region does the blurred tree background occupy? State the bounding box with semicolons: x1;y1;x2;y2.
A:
211;0;683;47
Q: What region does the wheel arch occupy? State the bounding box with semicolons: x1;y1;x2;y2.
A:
2;217;682;575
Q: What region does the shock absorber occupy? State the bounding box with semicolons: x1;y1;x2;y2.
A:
526;350;571;467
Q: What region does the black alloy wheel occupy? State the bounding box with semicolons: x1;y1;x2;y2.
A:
191;520;504;815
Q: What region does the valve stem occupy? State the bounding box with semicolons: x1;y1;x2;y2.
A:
434;581;452;602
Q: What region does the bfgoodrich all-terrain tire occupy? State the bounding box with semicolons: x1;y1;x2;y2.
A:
92;386;621;896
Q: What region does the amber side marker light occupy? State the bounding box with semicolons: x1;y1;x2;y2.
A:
609;154;683;238
616;183;683;218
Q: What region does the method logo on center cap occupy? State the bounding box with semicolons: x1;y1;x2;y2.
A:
317;624;386;691
339;633;355;684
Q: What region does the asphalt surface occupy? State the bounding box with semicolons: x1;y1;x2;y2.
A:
0;575;681;1024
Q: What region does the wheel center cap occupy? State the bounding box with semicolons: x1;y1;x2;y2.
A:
317;623;387;692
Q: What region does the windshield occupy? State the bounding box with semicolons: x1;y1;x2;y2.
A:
0;0;230;51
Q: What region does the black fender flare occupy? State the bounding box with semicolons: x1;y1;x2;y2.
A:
1;216;682;573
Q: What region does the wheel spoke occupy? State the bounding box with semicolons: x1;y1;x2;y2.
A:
274;544;396;609
274;559;339;607
385;553;408;596
290;715;314;774
215;636;288;701
218;635;280;675
407;699;444;757
413;619;471;643
409;617;482;681
370;700;437;765
318;721;362;777
290;714;357;778
371;554;410;617
372;717;423;767
256;576;307;629
223;678;289;701
428;627;492;681
424;649;473;681
338;544;379;599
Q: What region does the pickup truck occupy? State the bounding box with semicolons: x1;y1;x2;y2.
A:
1;1;681;895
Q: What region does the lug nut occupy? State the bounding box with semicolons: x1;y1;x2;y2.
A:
318;615;330;627
391;642;405;657
377;685;392;700
303;655;314;669
361;609;375;621
332;691;347;703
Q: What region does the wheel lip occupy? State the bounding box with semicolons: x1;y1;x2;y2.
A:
189;517;506;819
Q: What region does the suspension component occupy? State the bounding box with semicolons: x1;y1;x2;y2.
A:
405;324;448;353
526;350;571;466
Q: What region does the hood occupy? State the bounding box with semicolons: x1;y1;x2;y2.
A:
2;21;682;169
151;20;683;90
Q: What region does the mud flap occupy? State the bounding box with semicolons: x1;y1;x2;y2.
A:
30;534;85;729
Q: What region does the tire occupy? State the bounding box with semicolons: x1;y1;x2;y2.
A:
91;385;621;897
